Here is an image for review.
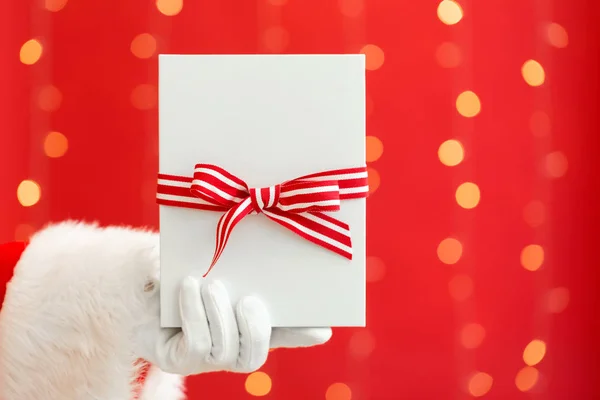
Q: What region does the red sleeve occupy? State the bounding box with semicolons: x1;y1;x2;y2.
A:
0;241;28;307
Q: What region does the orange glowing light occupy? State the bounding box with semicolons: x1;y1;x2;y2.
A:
437;238;463;265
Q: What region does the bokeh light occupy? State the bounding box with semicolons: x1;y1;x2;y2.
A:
546;22;568;48
156;0;183;16
460;323;486;349
44;0;68;12
456;91;481;117
244;372;272;396
268;0;288;5
360;44;385;71
435;42;462;68
455;182;480;209
367;167;380;194
467;372;493;397
520;244;544;271
529;111;551;137
438;139;464;166
523;339;547;366
38;84;63;112
522;60;545;87
14;224;35;242
262;26;290;53
437;0;463;25
44;131;69;158
437;238;462;265
523;200;546;228
131;84;158;110
366;256;386;282
131;33;157;59
338;0;363;17
545;151;568;178
326;382;352;400
449;274;473;301
366;136;384;162
20;39;43;65
17;180;41;207
515;366;539;392
546;287;570;313
349;329;376;359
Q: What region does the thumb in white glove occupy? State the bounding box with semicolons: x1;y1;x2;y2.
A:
134;277;332;376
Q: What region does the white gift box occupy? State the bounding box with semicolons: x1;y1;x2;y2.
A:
157;54;367;328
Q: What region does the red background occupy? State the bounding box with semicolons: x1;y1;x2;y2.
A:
1;0;599;398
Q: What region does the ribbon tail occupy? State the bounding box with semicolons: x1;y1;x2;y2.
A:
204;197;254;277
262;209;353;260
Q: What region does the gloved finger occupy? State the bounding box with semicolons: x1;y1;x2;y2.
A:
234;296;271;373
270;327;333;349
179;277;212;358
201;280;240;366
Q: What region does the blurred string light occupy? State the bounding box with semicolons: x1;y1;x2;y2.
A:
529;110;551;137
545;151;568;178
44;0;68;12
262;26;290;53
338;0;364;18
546;23;568;48
360;44;385;71
20;39;43;65
38;85;62;112
436;42;462;68
460;323;486;349
349;329;376;359
456;90;481;117
131;33;157;59
367;167;380;194
14;224;35;241
523;200;546;228
455;182;480;209
546;287;569;313
244;371;271;396
522;59;546;87
467;372;493;397
515;366;539;392
17;180;41;207
268;0;288;5
325;382;352;400
44;131;68;158
156;0;183;16
520;244;544;271
437;238;463;265
438;139;464;166
366;136;384;162
523;339;547;366
437;0;463;25
131;84;158;110
448;274;473;301
366;256;386;282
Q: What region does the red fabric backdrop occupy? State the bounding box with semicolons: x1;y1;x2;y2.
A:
1;0;599;398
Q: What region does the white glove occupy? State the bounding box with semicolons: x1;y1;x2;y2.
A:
133;277;332;376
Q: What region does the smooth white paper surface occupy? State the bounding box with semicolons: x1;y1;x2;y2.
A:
158;54;366;328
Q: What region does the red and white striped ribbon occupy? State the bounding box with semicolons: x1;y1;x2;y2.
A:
157;164;369;276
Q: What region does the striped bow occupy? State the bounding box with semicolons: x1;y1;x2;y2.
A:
157;164;369;276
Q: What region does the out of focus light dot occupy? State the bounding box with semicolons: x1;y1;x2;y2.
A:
437;0;463;25
520;244;544;271
523;200;546;228
131;84;158;110
44;0;68;12
367;167;380;194
44;131;68;158
17;180;41;207
546;23;568;48
326;382;352;400
456;91;481;117
360;44;385;71
438;139;464;166
262;26;290;53
366;256;385;282
515;366;539;392
366;95;374;117
366;136;384;162
339;0;364;17
244;372;272;397
38;84;62;112
529;111;551;137
468;372;493;397
156;0;183;16
20;39;43;65
545;151;568;178
522;60;545;87
268;0;288;5
14;224;35;242
449;274;473;301
437;238;462;265
436;42;462;68
349;330;375;359
455;182;480;209
546;287;569;313
523;339;547;366
131;33;157;59
460;323;486;349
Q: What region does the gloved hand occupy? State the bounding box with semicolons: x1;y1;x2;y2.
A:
133;276;332;376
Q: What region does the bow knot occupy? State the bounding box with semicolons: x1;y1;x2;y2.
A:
156;164;369;276
249;185;281;213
